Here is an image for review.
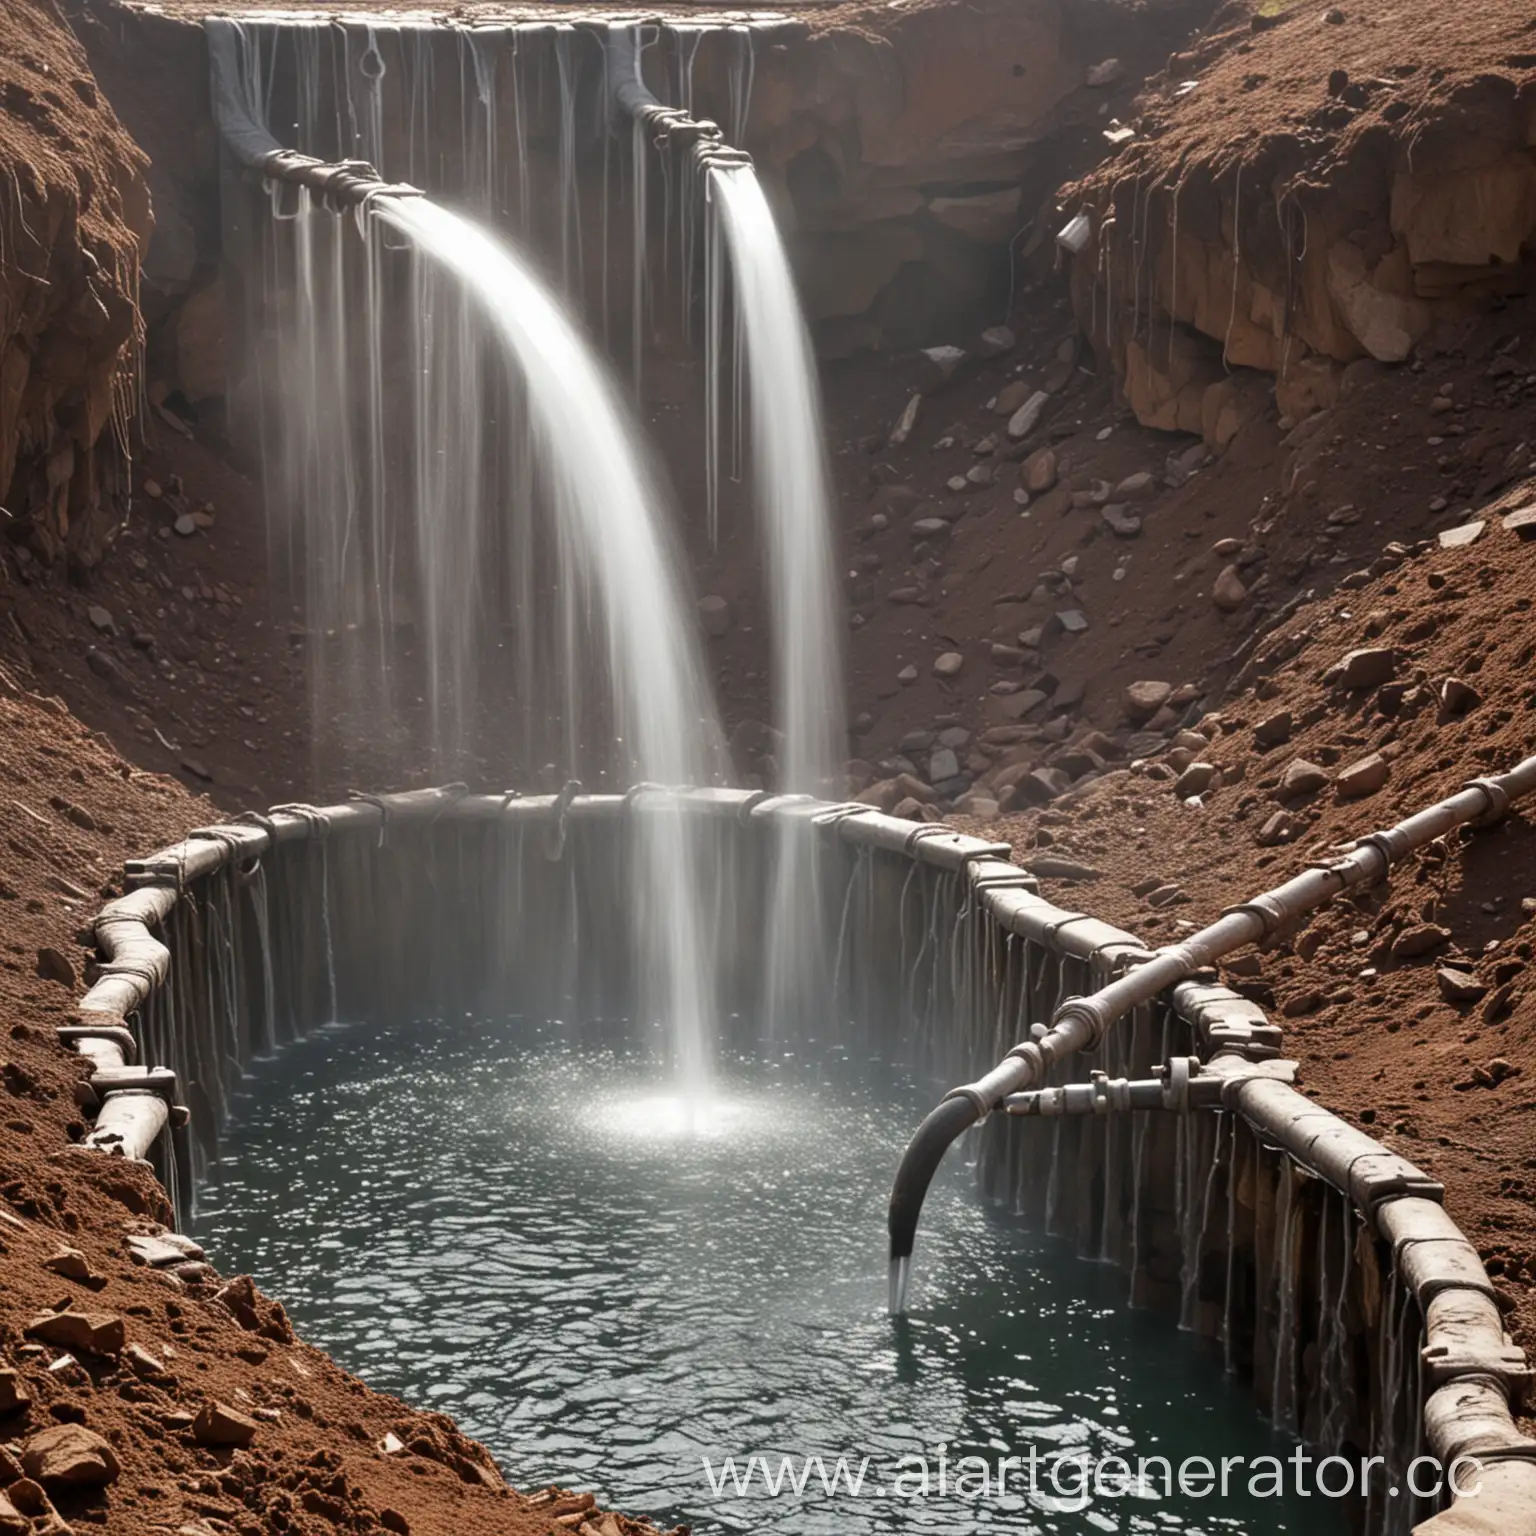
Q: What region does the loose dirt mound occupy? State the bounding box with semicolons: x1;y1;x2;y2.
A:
0;0;151;572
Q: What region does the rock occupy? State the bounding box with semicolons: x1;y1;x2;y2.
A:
1146;883;1186;908
1055;609;1088;634
35;948;76;988
1330;647;1397;690
1086;57;1124;86
174;513;198;537
85;647;125;686
918;345;968;389
127;1233;198;1268
142;479;163;500
180;757;212;783
927;747;961;783
1437;520;1486;549
1281;759;1330;798
978;325;1015;357
86;605;115;635
1027;855;1100;881
911;517;951;541
1437;968;1487;1004
995;688;1047;721
697;595;733;637
965;463;994;487
900;730;935;755
1006;391;1051;440
946;475;969;493
1173;762;1217;798
1391;923;1451;960
933;652;964;679
0;1369;29;1414
0;1489;27;1536
22;1423;120;1486
1439;677;1481;716
928;189;1020;242
1016;767;1073;805
1502;504;1536;540
42;1248;97;1285
1213;537;1243;557
192;1400;259;1449
1102;504;1142;539
1212;564;1248;611
1281;990;1324;1018
24;1311;124;1357
1021;447;1057;493
1039;356;1075;394
889;394;922;446
994;380;1033;416
1123;680;1172;723
1336;752;1390;798
124;1343;167;1378
1114;470;1156;500
1254;710;1293;748
897;665;918;686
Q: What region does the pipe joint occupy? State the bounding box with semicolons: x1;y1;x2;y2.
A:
1218;892;1288;941
1465;775;1512;826
1049;994;1109;1049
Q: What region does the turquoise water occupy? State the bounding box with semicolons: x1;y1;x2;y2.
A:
193;1017;1345;1534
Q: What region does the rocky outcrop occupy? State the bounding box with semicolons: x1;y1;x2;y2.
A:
1058;2;1536;444
0;0;151;571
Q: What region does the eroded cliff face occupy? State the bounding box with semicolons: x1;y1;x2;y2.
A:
1060;0;1536;447
1;0;151;573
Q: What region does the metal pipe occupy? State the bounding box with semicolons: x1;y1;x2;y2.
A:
886;752;1536;1313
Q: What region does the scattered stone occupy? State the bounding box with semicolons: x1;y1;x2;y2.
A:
1123;679;1172;722
888;395;922;446
1330;647;1397;689
193;1400;259;1449
86;605;115;636
1502;504;1536;540
1102;504;1142;539
180;757;213;782
1021;447;1057;493
1253;710;1293;748
34;947;76;988
1027;855;1100;881
978;325;1016;357
0;1369;29;1415
1281;759;1330;797
1016;767;1073;805
1173;762;1217;798
173;513;198;538
22;1423;120;1486
42;1248;98;1286
911;517;951;541
127;1233;197;1268
897;665;918;686
965;464;994;487
927;747;961;783
1146;882;1186;909
1336;752;1390;799
1212;564;1248;612
994;380;1033;417
1006;391;1051;441
1213;537;1243;557
193;508;215;529
918;345;967;388
971;433;998;456
1055;608;1089;635
697;595;733;637
1114;470;1156;500
124;1343;167;1378
1437;968;1487;1004
1437;520;1486;549
24;1311;124;1357
932;652;964;679
1086;57;1124;86
1391;923;1451;960
1483;985;1519;1025
995;688;1047;721
142;479;163;499
1281;990;1324;1018
946;475;968;493
1439;677;1481;716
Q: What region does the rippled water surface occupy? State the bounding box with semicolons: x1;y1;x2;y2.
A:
195;1018;1342;1534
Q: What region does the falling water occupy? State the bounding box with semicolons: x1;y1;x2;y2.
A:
706;164;845;1029
376;195;727;1089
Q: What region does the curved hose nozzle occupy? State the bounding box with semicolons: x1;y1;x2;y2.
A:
886;1094;983;1314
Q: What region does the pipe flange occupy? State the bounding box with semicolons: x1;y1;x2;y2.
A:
1004;1039;1047;1082
1351;829;1405;881
941;1084;994;1120
57;1024;138;1065
1465;776;1512;827
1219;892;1289;940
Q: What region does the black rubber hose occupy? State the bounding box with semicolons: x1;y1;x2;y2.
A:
886;1094;981;1313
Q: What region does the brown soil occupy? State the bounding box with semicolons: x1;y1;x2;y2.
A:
4;0;1536;1524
